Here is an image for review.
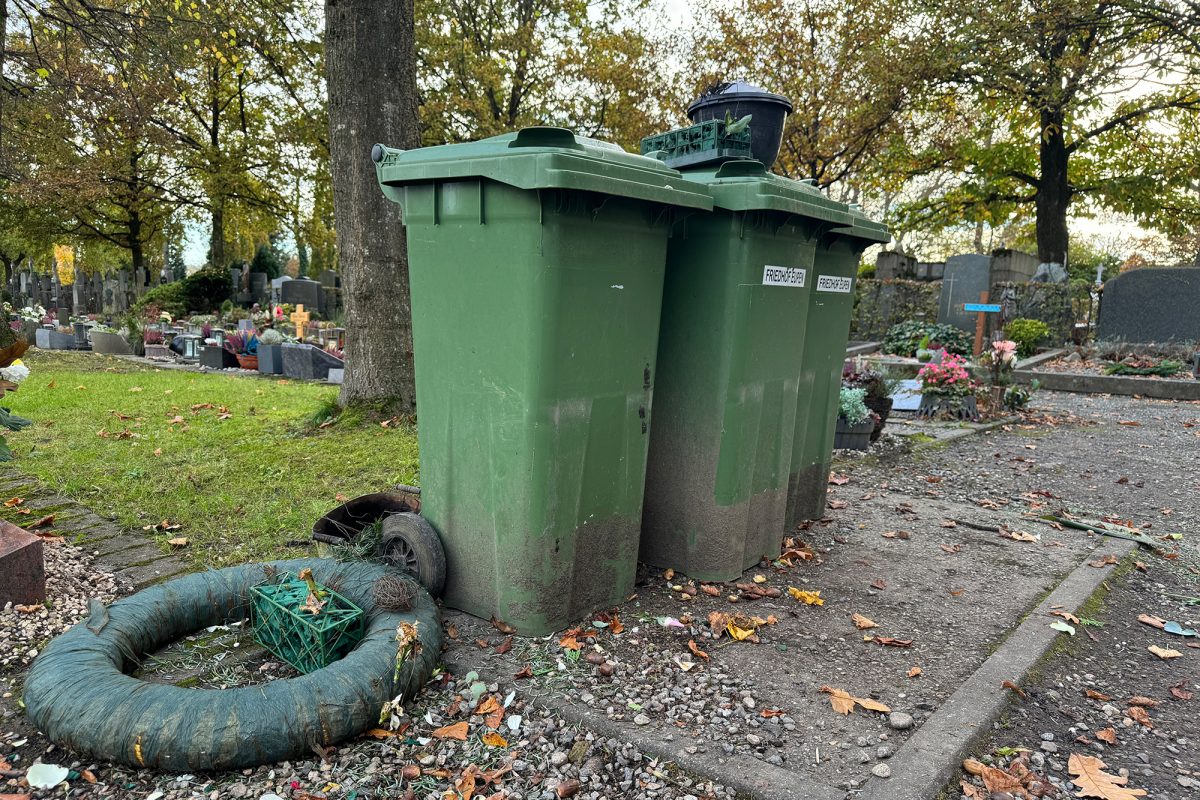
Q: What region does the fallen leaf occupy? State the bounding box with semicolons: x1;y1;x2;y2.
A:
167;537;188;548
1085;689;1112;701
1001;680;1027;699
4;497;23;507
1169;679;1193;700
819;685;891;715
1051;610;1081;625
939;519;958;528
867;636;913;648
828;473;850;485
27;514;54;529
1096;727;1117;745
1068;753;1147;799
1089;554;1119;567
1001;529;1039;543
494;636;512;655
79;769;96;784
700;584;721;596
1117;420;1141;426
871;578;887;590
1127;706;1153;728
401;765;421;780
364;728;396;739
153;448;162;457
688;639;709;661
663;567;675;580
726;622;756;641
960;780;984;799
432;721;469;740
760;708;785;718
979;763;1025;795
907;666;922;678
14;604;41;613
491;616;517;634
1127;696;1159;708
939;543;961;554
1051;620;1076;636
788;587;824;606
881;530;910;539
1134;561;1147;572
828;500;848;509
513;665;533;679
475;696;501;716
481;731;508;747
852;613;877;630
1137;614;1166;630
559;634;581;651
1148;645;1182;660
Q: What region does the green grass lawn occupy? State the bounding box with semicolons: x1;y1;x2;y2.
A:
4;350;419;566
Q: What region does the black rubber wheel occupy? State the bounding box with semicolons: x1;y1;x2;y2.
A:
379;512;446;598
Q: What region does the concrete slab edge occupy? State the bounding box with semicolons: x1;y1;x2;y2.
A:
858;535;1139;800
1015;368;1200;401
443;656;846;800
1014;349;1065;370
847;342;881;357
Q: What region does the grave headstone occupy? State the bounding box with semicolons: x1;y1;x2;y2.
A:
0;520;45;606
249;272;270;306
270;275;292;306
1095;267;1200;344
990;249;1038;284
875;251;917;280
937;254;991;332
281;278;322;312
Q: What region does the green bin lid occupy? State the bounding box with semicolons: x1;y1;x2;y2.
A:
374;127;712;211
833;203;891;245
676;160;851;226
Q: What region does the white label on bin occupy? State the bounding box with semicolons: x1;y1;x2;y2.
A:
816;275;853;293
762;265;807;287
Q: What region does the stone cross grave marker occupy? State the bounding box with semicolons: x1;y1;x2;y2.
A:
290;304;311;342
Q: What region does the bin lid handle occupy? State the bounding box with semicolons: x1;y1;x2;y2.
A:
509;127;584;151
714;159;768;178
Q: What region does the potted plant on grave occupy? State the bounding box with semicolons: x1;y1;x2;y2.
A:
842;358;898;442
979;339;1018;413
915;352;979;421
223;331;259;370
834;387;877;451
143;328;172;359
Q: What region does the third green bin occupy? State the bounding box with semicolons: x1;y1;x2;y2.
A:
374;127;711;635
640;160;851;581
785;206;890;527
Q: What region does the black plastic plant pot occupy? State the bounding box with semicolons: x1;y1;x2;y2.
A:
312;489;422;546
833;418;874;451
687;81;792;170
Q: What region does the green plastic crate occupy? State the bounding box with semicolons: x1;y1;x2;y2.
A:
250;572;365;674
640;119;752;168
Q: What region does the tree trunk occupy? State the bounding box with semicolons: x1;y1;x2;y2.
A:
210;201;226;268
1036;108;1070;265
325;0;419;413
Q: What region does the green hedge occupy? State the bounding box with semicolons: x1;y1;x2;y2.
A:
851;279;940;341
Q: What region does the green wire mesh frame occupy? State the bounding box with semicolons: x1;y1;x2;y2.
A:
250;572;366;674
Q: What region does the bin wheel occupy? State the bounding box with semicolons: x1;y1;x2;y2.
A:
380;512;446;598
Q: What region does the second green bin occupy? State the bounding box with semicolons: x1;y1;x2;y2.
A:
374;127;712;635
785;207;890;528
640;160;850;581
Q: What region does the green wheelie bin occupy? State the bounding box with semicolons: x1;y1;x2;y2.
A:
373;127;711;636
640;160;851;581
785;206;890;527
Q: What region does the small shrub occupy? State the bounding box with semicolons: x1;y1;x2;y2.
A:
259;328;284;346
882;320;972;357
183;266;234;314
1003;318;1051;359
136;282;188;319
838;386;871;425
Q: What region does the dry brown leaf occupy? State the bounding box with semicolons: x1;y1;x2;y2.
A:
760;708;785;718
1068;753;1147;799
700;584;721;596
960;780;985;799
1051;610;1081;625
881;530;910;539
1127;696;1159;708
1085;689;1112;701
980;764;1025;795
13;604;41;614
663;567;675;580
494;636;512;655
1126;706;1152;728
364;728;397;739
1096;727;1117;745
1148;645;1182;660
513;665;533;679
1001;680;1027;699
27;514;54;529
1117;420;1141;426
475;696;502;716
1137;614;1166;630
1134;561;1147;572
828;500;849;510
907;666;922;678
167;537;188;548
490;616;517;634
939;543;962;554
1089;554;1119;567
559;634;581;651
852;613;877;630
432;721;469;740
828;473;850;485
819;686;856;715
940;519;958;528
855;696;891;713
481;731;508;748
3;497;22;506
871;578;887;590
688;639;709;661
868;636;913;648
1169;680;1193;700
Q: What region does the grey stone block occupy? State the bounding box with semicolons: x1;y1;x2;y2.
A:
1096;267;1200;344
